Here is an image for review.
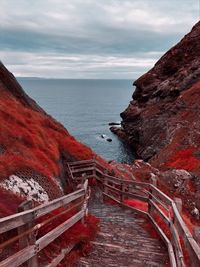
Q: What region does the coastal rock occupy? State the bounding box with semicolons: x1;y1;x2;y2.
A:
108;122;121;126
114;21;200;215
116;21;200;160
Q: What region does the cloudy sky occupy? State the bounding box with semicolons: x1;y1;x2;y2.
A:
0;0;199;79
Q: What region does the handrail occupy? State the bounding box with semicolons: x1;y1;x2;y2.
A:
0;179;89;267
68;159;200;267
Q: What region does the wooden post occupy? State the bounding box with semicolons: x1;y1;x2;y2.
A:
193;226;200;245
150;175;157;187
174;198;182;213
81;180;89;224
120;182;125;203
18;201;38;267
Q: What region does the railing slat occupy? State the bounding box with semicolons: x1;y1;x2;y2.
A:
45;244;74;267
0;189;84;234
37;210;84;251
149;199;170;225
0;245;35;267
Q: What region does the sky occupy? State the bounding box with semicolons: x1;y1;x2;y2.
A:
0;0;199;79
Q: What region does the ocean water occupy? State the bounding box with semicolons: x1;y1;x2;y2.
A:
18;79;135;163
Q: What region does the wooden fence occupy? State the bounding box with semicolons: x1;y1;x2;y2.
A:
0;180;89;267
68;159;200;267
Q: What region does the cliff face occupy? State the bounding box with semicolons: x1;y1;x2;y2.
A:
114;21;200;160
0;62;101;217
111;21;200;216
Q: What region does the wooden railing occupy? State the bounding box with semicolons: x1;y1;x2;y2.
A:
68;159;200;267
0;180;89;267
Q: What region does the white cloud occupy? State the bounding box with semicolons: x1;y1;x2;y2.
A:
0;0;198;78
0;50;161;79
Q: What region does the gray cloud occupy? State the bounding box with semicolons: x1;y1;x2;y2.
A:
0;0;198;78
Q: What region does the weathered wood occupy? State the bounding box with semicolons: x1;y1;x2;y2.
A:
146;190;169;211
150;185;173;206
193;226;200;245
17;201;38;267
150;175;157;187
169;221;185;267
174;198;182;213
103;182;149;202
70;167;95;173
172;202;200;266
45;244;74;267
68;159;94;166
67;159;200;266
120;183;124;203
148;215;177;267
0;189;85;234
37;210;84;251
0;245;36;267
149;199;170;225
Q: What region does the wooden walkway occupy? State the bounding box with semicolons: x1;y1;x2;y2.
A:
76;190;169;267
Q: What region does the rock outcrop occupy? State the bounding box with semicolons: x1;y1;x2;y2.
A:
111;21;200;216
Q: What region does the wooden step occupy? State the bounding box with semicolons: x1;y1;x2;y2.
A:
74;193;169;267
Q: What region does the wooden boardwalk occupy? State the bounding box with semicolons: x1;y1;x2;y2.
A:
76;190;169;267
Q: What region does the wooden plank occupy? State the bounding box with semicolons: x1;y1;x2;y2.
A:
83;179;88;191
148;214;177;267
94;160;106;171
0;189;84;234
37;210;84;251
69;163;94;168
104;183;148;202
71;167;95;173
103;174;150;189
169;221;185;267
0;210;35;235
17;201;38;267
46;244;74;267
150;185;173;206
68;159;94;166
146;190;169;211
36;189;84;218
149;199;170;225
172;202;200;266
0;245;35;267
95;168;105;176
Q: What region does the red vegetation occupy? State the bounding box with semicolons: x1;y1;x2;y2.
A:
0;187;25;217
166;148;200;171
142;220;160;239
37;208;99;266
123;199;148;212
0;86;109;212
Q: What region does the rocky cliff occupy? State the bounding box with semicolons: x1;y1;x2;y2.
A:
111;21;200;218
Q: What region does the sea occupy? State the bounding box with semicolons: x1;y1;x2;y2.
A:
18;78;135;163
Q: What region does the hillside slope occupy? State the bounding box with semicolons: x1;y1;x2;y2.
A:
0;62;100;216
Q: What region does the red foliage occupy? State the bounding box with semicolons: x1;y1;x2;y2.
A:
37;208;99;266
166;148;200;171
123;199;148;212
152;213;171;240
142;220;160;239
0;187;25;217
